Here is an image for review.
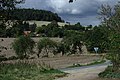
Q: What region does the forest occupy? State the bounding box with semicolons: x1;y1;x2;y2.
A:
1;8;64;22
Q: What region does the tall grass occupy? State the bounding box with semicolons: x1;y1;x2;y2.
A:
0;61;66;80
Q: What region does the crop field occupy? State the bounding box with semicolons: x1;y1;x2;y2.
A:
0;38;62;58
0;38;102;69
27;21;68;27
0;61;66;80
1;55;102;69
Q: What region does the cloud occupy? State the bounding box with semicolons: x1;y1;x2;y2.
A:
19;0;119;26
71;9;81;14
46;0;67;13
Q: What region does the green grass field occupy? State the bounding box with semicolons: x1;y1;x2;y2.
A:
0;61;66;80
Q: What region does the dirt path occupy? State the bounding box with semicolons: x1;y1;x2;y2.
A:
56;62;109;80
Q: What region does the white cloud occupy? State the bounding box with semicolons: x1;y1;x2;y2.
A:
71;9;81;14
46;0;88;14
46;0;67;13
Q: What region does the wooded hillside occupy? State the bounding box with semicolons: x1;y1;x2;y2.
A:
3;9;64;22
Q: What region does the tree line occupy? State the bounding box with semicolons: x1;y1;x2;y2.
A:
1;8;64;22
0;19;110;53
12;36;84;59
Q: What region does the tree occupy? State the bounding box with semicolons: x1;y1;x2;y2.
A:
56;42;70;56
63;22;85;31
0;0;25;37
0;0;25;20
36;21;63;37
107;32;120;71
37;38;57;58
0;23;6;37
0;0;26;60
85;26;110;53
12;35;35;59
63;30;85;54
1;9;63;22
5;21;30;37
98;3;120;32
99;2;120;71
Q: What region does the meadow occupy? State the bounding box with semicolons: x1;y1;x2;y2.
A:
0;61;66;80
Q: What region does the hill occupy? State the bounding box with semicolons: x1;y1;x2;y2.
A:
7;9;64;22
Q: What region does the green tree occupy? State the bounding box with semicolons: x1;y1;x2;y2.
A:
63;23;85;31
63;30;85;54
0;0;25;37
0;23;6;37
36;21;63;37
106;32;120;71
99;2;120;71
56;42;70;56
85;26;110;53
37;38;57;58
1;8;63;22
12;35;35;59
5;21;31;37
0;0;25;20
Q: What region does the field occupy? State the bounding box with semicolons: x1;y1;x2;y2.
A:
0;62;66;80
27;21;68;27
0;38;109;80
0;55;103;80
1;55;101;69
0;37;103;69
0;38;62;58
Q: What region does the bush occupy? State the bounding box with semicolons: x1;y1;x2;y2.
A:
12;35;35;59
37;38;57;58
99;66;120;78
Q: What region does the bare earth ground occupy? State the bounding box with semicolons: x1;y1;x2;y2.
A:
1;55;101;69
0;38;102;69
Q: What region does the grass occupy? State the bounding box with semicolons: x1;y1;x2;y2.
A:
99;66;120;78
67;60;106;68
0;61;66;80
28;21;67;27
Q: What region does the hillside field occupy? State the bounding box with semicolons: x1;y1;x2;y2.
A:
0;38;102;69
27;21;68;27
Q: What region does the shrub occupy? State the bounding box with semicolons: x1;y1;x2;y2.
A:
12;35;35;59
37;38;57;58
99;66;120;78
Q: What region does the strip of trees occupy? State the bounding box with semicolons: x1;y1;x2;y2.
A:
98;2;120;73
2;9;64;22
12;35;85;59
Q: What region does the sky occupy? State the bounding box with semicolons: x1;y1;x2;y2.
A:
19;0;119;26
